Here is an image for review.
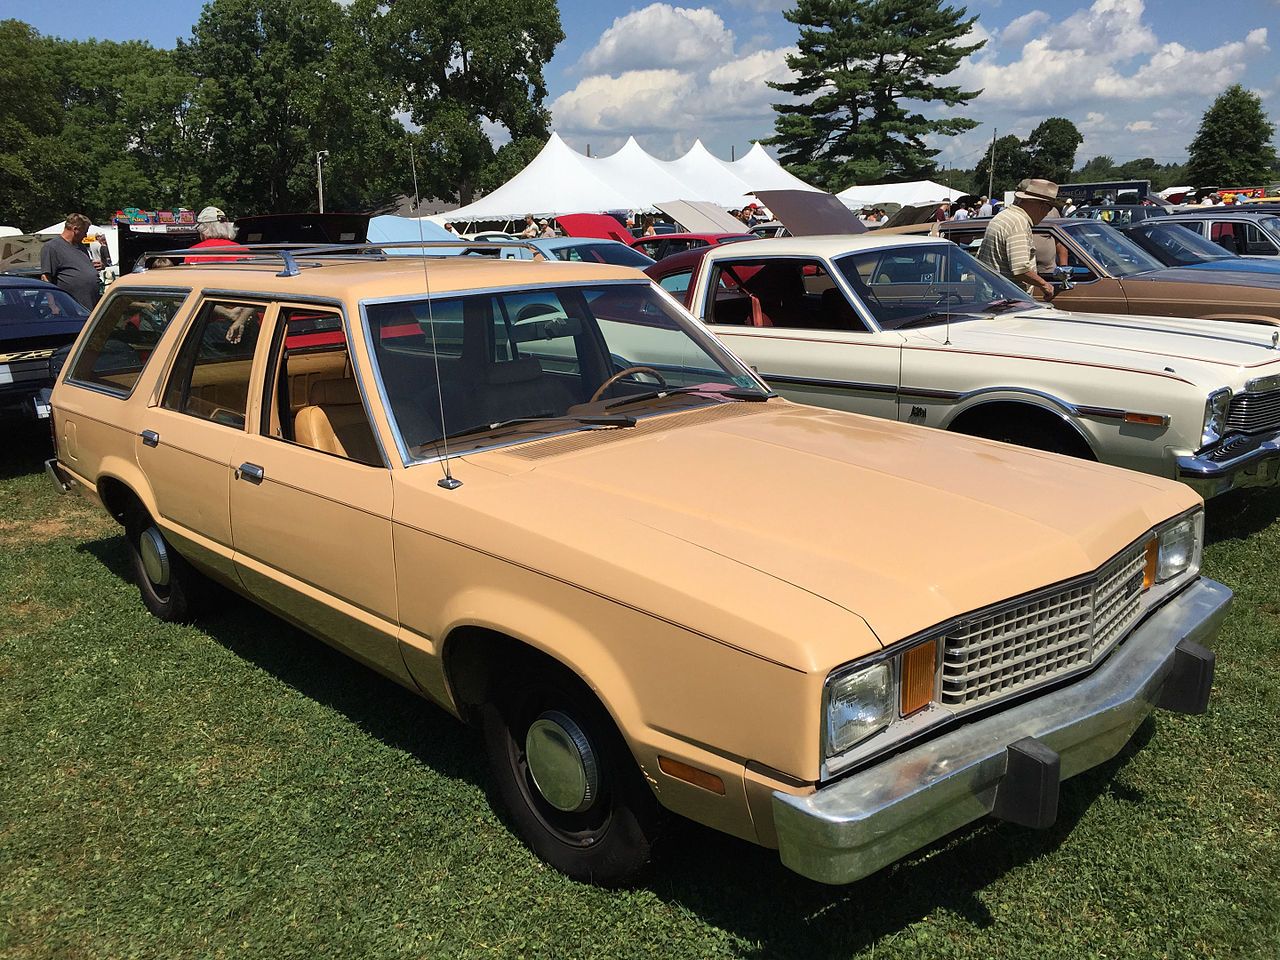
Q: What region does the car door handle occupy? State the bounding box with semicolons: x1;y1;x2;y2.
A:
235;462;265;484
140;430;160;447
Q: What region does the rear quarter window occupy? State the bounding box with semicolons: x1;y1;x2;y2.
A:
67;290;189;396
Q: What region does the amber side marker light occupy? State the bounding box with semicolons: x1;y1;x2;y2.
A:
658;757;726;795
1124;412;1167;427
900;640;937;717
1143;536;1159;589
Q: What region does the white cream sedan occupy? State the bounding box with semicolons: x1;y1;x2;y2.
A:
646;235;1280;498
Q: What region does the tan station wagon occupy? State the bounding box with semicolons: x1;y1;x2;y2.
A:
46;245;1229;886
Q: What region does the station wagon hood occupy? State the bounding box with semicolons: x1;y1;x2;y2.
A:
463;402;1195;671
904;310;1280;378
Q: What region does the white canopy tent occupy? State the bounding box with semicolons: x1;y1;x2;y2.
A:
724;143;823;195
836;180;960;210
435;133;825;223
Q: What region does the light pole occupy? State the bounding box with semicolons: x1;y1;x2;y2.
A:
316;150;329;213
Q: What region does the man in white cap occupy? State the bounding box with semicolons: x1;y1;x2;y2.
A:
185;206;242;263
976;178;1061;301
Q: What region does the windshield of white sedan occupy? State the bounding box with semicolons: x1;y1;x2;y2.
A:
834;244;1032;330
1060;221;1164;276
364;282;766;457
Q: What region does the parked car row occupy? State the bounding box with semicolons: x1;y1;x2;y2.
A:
44;238;1234;889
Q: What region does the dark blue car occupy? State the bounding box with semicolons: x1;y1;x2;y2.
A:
1117;221;1280;281
0;275;91;420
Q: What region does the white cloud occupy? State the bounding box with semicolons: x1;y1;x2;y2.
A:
1125;120;1155;132
554;4;795;158
998;11;1049;49
577;5;734;74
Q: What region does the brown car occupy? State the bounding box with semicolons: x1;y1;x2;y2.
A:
901;217;1280;325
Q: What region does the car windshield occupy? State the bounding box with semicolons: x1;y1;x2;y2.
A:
1059;221;1164;276
1123;222;1237;266
363;281;768;459
833;243;1033;330
0;284;89;321
550;243;654;268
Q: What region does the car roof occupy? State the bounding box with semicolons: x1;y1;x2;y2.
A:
1163;211;1276;220
117;255;648;302
0;274;58;289
633;232;752;242
702;233;952;258
534;236;629;250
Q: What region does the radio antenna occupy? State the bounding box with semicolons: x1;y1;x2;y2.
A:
943;245;952;346
410;139;461;490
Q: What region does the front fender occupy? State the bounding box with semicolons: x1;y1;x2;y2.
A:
935;387;1102;452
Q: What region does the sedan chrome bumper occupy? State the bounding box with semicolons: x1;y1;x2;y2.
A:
772;577;1231;885
1177;433;1280;498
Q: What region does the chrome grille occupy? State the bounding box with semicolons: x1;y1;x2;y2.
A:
940;542;1148;709
1227;389;1280;435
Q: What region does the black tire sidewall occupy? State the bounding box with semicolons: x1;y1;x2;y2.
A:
125;516;196;623
481;667;661;885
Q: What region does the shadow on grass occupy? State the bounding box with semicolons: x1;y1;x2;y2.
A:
1;417;54;481
77;531;1161;954
1205;487;1280;545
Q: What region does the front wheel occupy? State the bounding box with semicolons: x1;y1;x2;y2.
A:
481;662;663;885
125;513;206;622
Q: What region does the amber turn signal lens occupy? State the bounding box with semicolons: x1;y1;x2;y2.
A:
1144;537;1159;590
900;640;936;717
658;756;725;795
1123;412;1167;426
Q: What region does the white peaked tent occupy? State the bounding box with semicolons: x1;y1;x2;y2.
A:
836;179;959;209
659;140;756;208
434;133;825;222
593;137;704;206
725;143;822;194
440;133;635;221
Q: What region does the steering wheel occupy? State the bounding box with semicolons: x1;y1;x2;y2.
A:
589;366;667;403
33;302;52;319
928;289;964;306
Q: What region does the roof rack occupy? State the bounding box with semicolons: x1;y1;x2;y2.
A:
136;240;547;277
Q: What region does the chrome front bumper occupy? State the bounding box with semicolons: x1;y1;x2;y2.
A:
772;577;1231;885
1177;433;1280;498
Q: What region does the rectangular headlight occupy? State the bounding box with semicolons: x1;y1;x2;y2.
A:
824;662;893;757
1157;511;1203;583
1201;388;1231;448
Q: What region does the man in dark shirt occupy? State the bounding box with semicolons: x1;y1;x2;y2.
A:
40;213;100;309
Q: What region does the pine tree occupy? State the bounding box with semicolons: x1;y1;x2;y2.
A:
1186;84;1277;186
766;0;985;191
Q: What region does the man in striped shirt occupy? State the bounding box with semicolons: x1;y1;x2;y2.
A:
976;178;1061;300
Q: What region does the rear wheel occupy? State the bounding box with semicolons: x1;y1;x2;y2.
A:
125;513;205;622
481;660;663;885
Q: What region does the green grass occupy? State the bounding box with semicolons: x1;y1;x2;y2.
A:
2;419;1278;960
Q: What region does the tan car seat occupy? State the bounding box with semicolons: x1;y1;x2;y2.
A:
294;379;381;465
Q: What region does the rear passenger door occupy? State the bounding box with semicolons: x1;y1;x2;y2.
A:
137;297;269;582
227;303;409;685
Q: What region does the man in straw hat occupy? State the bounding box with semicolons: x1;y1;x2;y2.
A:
976;178;1062;301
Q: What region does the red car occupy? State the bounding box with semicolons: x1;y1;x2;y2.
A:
643;244;719;301
629;232;755;262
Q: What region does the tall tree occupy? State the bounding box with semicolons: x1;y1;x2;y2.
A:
0;20;77;229
971;134;1027;196
766;0;985;190
361;0;563;204
1187;84;1277;186
1023;117;1081;184
180;0;407;214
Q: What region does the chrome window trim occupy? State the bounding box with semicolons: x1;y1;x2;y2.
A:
359;280;770;468
701;251;884;333
64;287;193;400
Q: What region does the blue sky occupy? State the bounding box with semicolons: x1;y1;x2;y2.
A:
11;0;1280;169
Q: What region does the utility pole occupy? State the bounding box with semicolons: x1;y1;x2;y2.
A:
316;150;329;213
987;129;996;199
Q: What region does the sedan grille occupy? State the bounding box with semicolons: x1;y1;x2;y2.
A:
1227;389;1280;436
940;543;1148;709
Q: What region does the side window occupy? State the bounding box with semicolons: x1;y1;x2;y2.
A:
67;291;188;396
265;306;382;467
657;270;693;300
1244;223;1280;255
706;264;756;326
710;260;862;331
161;299;266;428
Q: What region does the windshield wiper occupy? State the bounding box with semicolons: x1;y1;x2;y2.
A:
442;414;637;442
603;385;769;410
984;297;1033;312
